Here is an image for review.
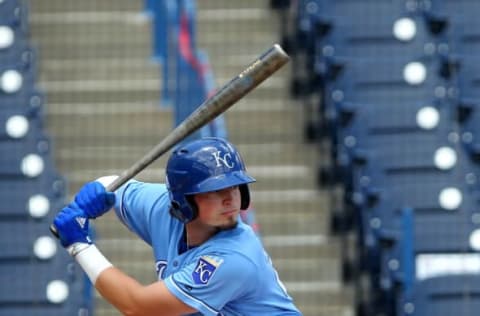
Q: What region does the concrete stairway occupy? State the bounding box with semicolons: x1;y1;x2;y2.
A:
28;1;353;315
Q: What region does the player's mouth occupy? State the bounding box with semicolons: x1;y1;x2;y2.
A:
221;209;238;216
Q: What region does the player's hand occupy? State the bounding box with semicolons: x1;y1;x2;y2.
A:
74;181;115;218
53;203;92;248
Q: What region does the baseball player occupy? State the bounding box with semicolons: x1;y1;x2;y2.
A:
53;137;302;315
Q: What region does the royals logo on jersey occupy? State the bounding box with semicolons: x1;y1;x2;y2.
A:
192;256;223;285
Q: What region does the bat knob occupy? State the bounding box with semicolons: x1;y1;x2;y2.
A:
50;224;60;239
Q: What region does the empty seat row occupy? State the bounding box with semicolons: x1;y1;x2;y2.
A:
0;2;92;315
274;1;480;315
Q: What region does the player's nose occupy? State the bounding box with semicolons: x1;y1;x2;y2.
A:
222;187;237;203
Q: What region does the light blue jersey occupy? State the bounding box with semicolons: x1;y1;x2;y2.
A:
114;180;302;316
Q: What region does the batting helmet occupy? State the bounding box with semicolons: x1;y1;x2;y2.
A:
166;137;256;223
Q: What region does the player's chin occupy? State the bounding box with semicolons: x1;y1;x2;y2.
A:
217;216;239;230
218;221;239;231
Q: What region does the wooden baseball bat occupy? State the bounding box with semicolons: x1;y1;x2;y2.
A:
50;44;290;237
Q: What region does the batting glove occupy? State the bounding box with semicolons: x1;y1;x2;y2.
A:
53;203;92;248
74;181;115;218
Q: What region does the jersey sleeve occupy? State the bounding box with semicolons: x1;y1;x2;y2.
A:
114;180;170;245
164;253;256;315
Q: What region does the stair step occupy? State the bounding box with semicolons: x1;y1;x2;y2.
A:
38;70;287;103
197;0;270;10
46;105;297;144
46;109;170;147
34;41;151;60
257;208;330;235
276;257;341;283
38;58;160;81
30;0;142;12
30;11;149;29
198;16;279;40
52;141;316;167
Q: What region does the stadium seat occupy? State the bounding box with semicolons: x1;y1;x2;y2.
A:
0;218;62;260
333;103;456;196
0;106;43;140
0;0;29;36
0;132;58;177
322;55;451;138
0;63;37;98
0;254;87;311
0;87;44;112
357;170;480;289
0;304;89;316
0;171;66;218
317;15;436;63
0;39;35;67
399;274;480;316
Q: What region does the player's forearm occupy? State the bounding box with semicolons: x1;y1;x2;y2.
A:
95;266;148;316
71;243;146;315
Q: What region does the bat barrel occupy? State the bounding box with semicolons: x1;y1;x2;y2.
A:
106;44;289;192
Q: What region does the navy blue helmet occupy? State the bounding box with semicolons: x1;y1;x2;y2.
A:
166;137;256;223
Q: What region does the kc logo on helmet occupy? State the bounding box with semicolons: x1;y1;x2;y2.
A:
192;256;223;285
212;151;234;168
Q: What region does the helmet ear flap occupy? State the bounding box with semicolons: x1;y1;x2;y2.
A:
169;198;198;223
185;195;199;220
169;201;188;223
239;184;250;210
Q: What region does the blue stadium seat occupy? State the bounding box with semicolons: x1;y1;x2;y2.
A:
334;107;456;196
322;56;454;176
0;50;37;98
400;274;480;316
0;25;30;59
0;254;87;312
293;0;329;52
324;55;449;101
454;58;480;151
455;58;480;100
349;140;478;250
357;170;480;285
421;1;480;55
0;218;62;260
0;39;36;67
0;87;44;111
0;105;44;140
349;132;462;186
317;15;436;63
419;0;480;27
322;55;451;139
326;0;420;22
0;172;66;218
0;0;29;36
337;97;453;147
0;304;88;316
0;132;56;177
